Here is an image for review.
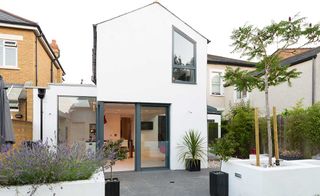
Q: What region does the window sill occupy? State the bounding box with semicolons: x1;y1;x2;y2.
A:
211;94;224;97
172;81;197;85
0;66;20;70
234;98;249;103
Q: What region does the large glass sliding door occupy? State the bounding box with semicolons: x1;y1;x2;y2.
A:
140;105;169;169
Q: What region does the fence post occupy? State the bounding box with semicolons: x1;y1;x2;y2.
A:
273;107;280;165
255;108;260;166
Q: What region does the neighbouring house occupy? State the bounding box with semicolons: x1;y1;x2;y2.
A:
245;47;320;113
33;2;210;171
0;9;65;146
206;54;255;142
207;47;320;117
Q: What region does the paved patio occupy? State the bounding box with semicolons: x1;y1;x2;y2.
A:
110;169;214;196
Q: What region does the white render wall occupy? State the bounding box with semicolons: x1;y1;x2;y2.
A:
33;84;97;146
0;170;104;196
96;3;208;170
222;159;320;196
315;55;320;101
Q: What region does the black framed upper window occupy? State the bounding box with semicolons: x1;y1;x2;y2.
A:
172;27;196;84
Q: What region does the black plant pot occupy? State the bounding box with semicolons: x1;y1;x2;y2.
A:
186;159;201;171
210;171;228;196
105;178;120;196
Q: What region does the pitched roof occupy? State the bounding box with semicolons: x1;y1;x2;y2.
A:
0;9;37;26
275;48;313;60
0;9;65;75
207;54;255;67
281;46;320;66
95;2;210;43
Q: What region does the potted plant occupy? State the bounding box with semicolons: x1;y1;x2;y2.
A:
208;136;236;196
178;130;205;171
103;139;128;196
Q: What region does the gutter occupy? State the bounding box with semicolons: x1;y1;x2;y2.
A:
0;22;66;76
35;34;38;86
92;24;97;84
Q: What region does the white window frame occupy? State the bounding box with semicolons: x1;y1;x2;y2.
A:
233;88;250;103
0;40;18;68
210;69;224;96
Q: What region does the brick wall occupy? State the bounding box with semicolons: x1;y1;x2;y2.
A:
12;120;32;147
0;26;63;143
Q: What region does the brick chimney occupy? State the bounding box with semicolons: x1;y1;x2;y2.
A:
50;39;60;58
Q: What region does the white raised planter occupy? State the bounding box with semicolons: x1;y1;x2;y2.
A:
222;159;320;196
0;170;105;196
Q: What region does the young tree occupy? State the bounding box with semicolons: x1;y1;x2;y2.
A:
224;15;320;166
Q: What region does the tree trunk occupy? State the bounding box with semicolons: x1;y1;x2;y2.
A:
264;67;273;166
110;165;113;180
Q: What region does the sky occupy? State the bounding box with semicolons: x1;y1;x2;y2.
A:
1;0;319;84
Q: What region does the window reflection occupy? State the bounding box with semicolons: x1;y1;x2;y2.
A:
58;97;96;151
172;29;196;83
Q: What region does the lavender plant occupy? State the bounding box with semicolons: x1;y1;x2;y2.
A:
103;139;128;181
0;141;104;186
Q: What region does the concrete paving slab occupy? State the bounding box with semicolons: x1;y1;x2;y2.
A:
109;169;213;196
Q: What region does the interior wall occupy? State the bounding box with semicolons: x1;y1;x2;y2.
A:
104;114;121;141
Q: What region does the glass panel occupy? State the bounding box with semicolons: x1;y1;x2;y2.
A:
212;84;221;95
173;68;195;83
5;46;17;67
0;42;3;66
104;103;135;171
173;31;194;67
141;106;168;168
211;72;221;95
236;90;241;99
58;97;97;152
208;120;218;144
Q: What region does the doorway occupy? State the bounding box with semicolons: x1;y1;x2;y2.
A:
140;105;169;169
104;103;135;171
102;103;170;171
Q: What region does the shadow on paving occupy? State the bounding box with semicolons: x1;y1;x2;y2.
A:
108;169;212;196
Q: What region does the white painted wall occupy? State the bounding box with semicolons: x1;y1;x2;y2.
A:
33;84;97;146
315;55;320;101
96;3;208;170
104;114;121;140
222;159;320;196
0;170;104;196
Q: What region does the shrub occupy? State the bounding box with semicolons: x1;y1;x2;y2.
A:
305;103;320;154
282;101;308;153
211;102;254;159
283;101;320;157
0;141;104;186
